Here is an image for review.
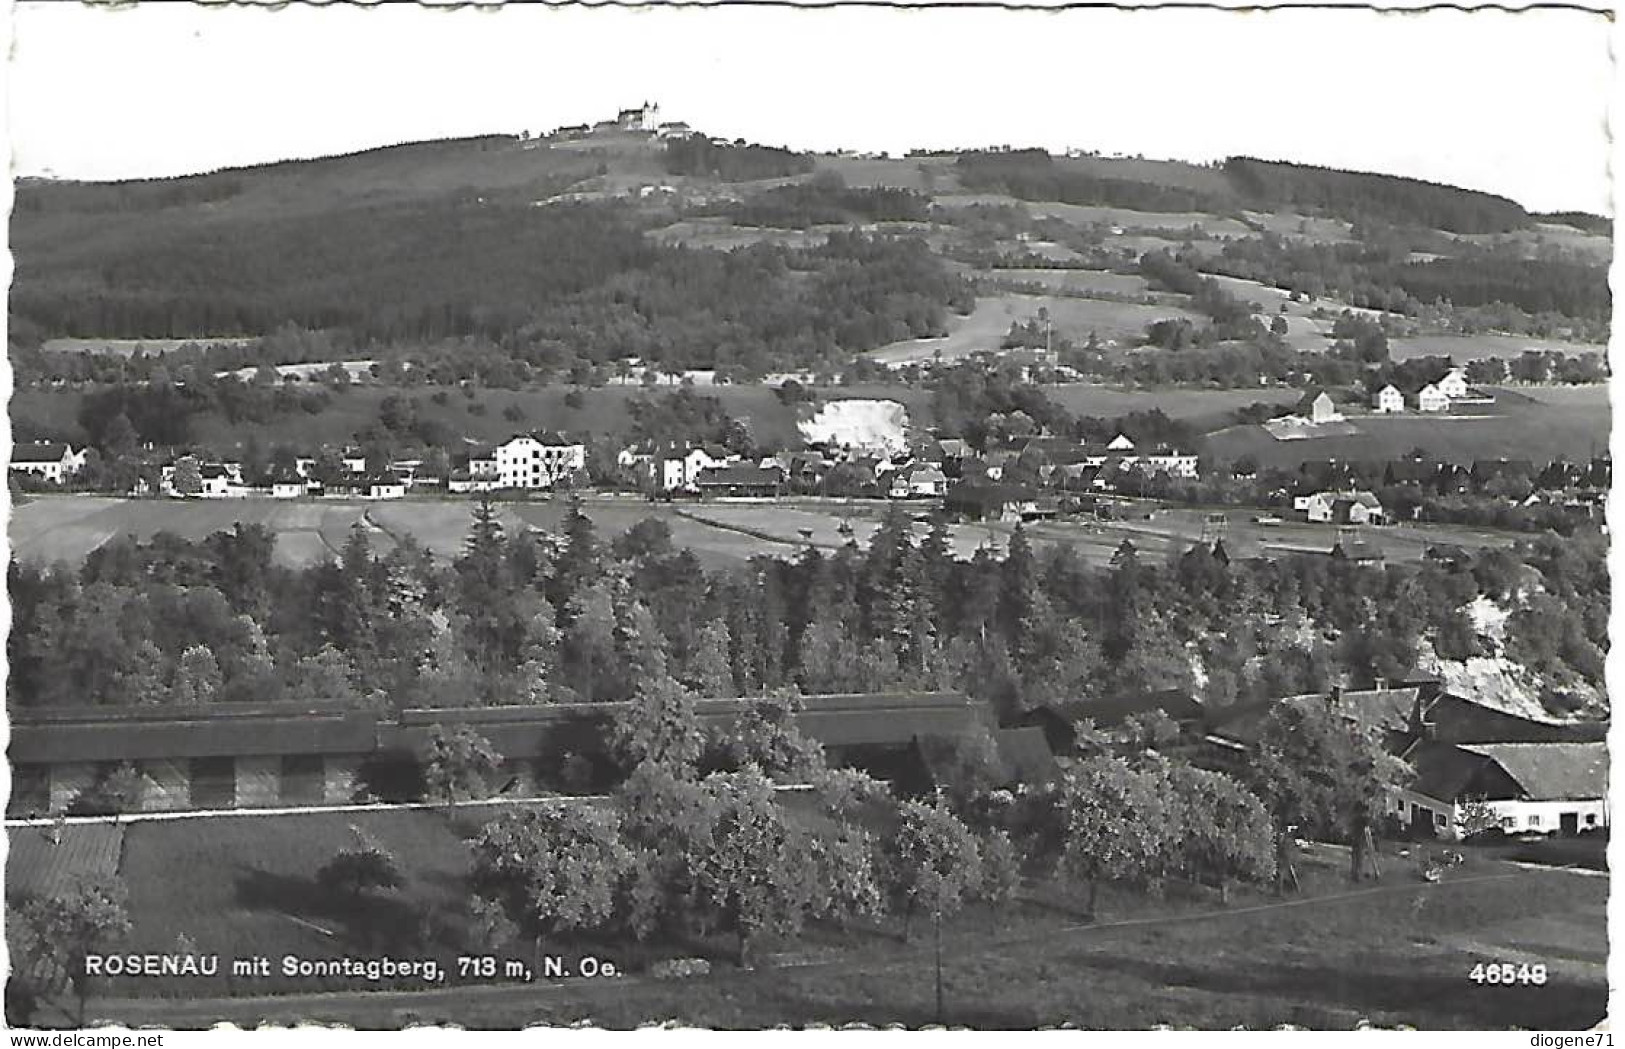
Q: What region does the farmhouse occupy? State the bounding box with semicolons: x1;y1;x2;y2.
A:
1296;390;1341;425
9;441;85;484
1438;367;1469;399
1416;383;1449;413
1392;741;1608;840
1331;538;1385;565
945;482;1040;522
1372;385;1404;414
889;464;948;498
7;692;988;815
619;442;732;492
695;463;785;498
1300;490;1384;525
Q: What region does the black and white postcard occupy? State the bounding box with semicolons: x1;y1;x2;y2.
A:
3;0;1614;1033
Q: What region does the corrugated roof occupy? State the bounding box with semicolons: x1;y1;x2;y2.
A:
1461;742;1609;801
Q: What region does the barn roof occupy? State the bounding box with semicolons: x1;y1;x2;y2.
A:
9;692;984;766
1460;742;1609;801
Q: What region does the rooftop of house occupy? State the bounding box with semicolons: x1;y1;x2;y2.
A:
1332;540;1385;562
1459;741;1609;801
696;463;783;486
10;442;70;464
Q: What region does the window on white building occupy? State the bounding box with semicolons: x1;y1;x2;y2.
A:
1528;814;1541;828
1500;816;1516;829
1434;812;1446;827
1586;813;1597;826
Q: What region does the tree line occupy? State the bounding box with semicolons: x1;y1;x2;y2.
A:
8;500;1604;723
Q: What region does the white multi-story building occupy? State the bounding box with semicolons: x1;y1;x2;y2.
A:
492;433;586;489
1373;385;1404;414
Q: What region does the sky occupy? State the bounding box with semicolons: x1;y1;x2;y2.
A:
4;1;1617;215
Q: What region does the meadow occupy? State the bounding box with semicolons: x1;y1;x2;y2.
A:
864;292;1201;365
107;809;482;998
74;820;1604;1030
1205;386;1609;469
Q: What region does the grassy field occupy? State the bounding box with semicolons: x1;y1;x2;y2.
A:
7;498;390;567
5;495;812;570
978;268;1156;297
865;292;1200;365
1204;386;1609;468
110;809;483;998
79;832;1605;1030
6;823;127;901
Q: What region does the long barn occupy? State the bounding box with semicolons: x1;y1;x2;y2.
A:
7;691;989;816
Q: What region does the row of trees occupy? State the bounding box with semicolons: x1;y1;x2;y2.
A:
10;491;1607;725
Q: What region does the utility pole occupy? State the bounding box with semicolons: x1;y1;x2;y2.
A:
934;899;945;1025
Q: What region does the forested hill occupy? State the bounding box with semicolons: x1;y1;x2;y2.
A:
9;126;1609;376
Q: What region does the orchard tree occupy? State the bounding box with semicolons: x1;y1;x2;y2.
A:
610;675;706;778
885;799;984;941
804;823;885;931
1166;763;1276;902
712;688;825;783
1056;755;1172;917
691;766;816;968
20;875;132;1026
421;724;503;803
1249;700;1408;888
470;807;631;953
173;644;223;704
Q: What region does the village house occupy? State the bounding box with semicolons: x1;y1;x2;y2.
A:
1331;537;1386;565
1437;366;1469;400
9;441;86;484
1372;384;1404;414
1392;741;1608;840
1297;390;1342;425
1416;383;1450;413
888;463;948;499
619;442;734;492
695;463;785;498
493;432;587;489
1298;489;1384;526
945;482;1041;523
199;463;247;498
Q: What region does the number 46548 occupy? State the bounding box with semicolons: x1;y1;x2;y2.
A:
1469;962;1548;985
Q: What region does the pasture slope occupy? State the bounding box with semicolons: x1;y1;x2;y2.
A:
21;809;1604;1030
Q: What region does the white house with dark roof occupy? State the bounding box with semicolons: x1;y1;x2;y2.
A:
1416;383;1449;413
10;442;86;484
1391;740;1608;839
1372;384;1404;414
1438;367;1469;400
